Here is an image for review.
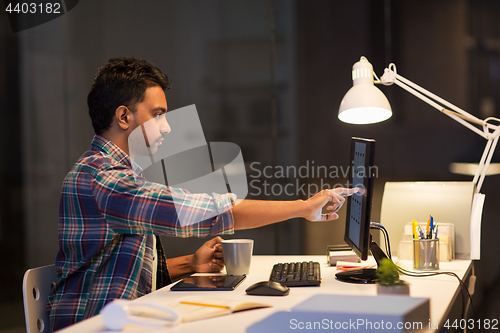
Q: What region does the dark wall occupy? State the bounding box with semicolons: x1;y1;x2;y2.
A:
0;7;24;303
297;0;500;324
0;0;499;330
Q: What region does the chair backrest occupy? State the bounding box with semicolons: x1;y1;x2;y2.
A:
22;264;58;333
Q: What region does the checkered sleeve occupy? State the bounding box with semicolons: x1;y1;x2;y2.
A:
92;163;235;237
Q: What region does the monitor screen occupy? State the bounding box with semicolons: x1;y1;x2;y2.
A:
344;137;376;261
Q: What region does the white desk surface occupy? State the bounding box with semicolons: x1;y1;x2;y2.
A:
57;255;472;333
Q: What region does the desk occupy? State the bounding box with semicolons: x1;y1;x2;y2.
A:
57;255;472;333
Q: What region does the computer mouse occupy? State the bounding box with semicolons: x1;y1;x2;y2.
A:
245;281;290;296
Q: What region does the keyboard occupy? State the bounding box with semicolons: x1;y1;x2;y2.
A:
269;261;321;286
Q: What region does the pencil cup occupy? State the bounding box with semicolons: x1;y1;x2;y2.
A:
413;239;439;270
221;239;254;275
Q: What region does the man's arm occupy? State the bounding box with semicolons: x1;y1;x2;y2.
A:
165;188;357;278
166;236;225;280
232;188;358;230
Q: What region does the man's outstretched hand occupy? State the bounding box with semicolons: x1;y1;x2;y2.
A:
302;187;360;221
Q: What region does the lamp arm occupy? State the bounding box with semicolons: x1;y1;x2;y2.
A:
475;136;499;193
395;72;485;124
379;65;500;193
380;68;490;139
392;77;489;139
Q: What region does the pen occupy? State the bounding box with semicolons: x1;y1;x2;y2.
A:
417;225;424;239
433;224;439;239
426;216;431;239
429;215;434;235
180;301;230;309
412;219;418;239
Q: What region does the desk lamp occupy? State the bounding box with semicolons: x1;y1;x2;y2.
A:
338;56;500;259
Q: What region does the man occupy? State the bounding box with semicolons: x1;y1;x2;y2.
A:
48;57;357;331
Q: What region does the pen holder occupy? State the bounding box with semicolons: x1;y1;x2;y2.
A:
413;239;439;270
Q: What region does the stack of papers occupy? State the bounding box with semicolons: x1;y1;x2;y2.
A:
327;250;359;266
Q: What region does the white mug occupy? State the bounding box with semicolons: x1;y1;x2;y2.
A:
221;239;254;275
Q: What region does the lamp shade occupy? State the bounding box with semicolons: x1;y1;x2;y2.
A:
338;57;392;124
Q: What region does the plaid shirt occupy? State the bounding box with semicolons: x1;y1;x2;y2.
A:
48;135;234;331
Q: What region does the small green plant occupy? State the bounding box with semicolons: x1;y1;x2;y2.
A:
376;258;406;286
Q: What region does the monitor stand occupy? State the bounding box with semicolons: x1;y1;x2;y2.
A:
335;239;391;284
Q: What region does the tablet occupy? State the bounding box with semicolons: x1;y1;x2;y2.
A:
170;275;246;291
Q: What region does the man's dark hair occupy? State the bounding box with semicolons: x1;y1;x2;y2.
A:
88;57;172;135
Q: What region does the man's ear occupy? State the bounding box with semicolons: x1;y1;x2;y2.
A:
115;106;131;131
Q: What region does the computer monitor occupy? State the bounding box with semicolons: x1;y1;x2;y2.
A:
344;137;375;261
336;137;390;283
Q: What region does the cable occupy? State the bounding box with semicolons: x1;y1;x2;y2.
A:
396;265;480;333
370;223;392;259
369;222;480;333
463;264;476;333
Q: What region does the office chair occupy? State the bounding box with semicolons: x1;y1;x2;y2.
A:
22;264;58;333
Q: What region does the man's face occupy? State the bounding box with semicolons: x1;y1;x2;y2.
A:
130;85;171;156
